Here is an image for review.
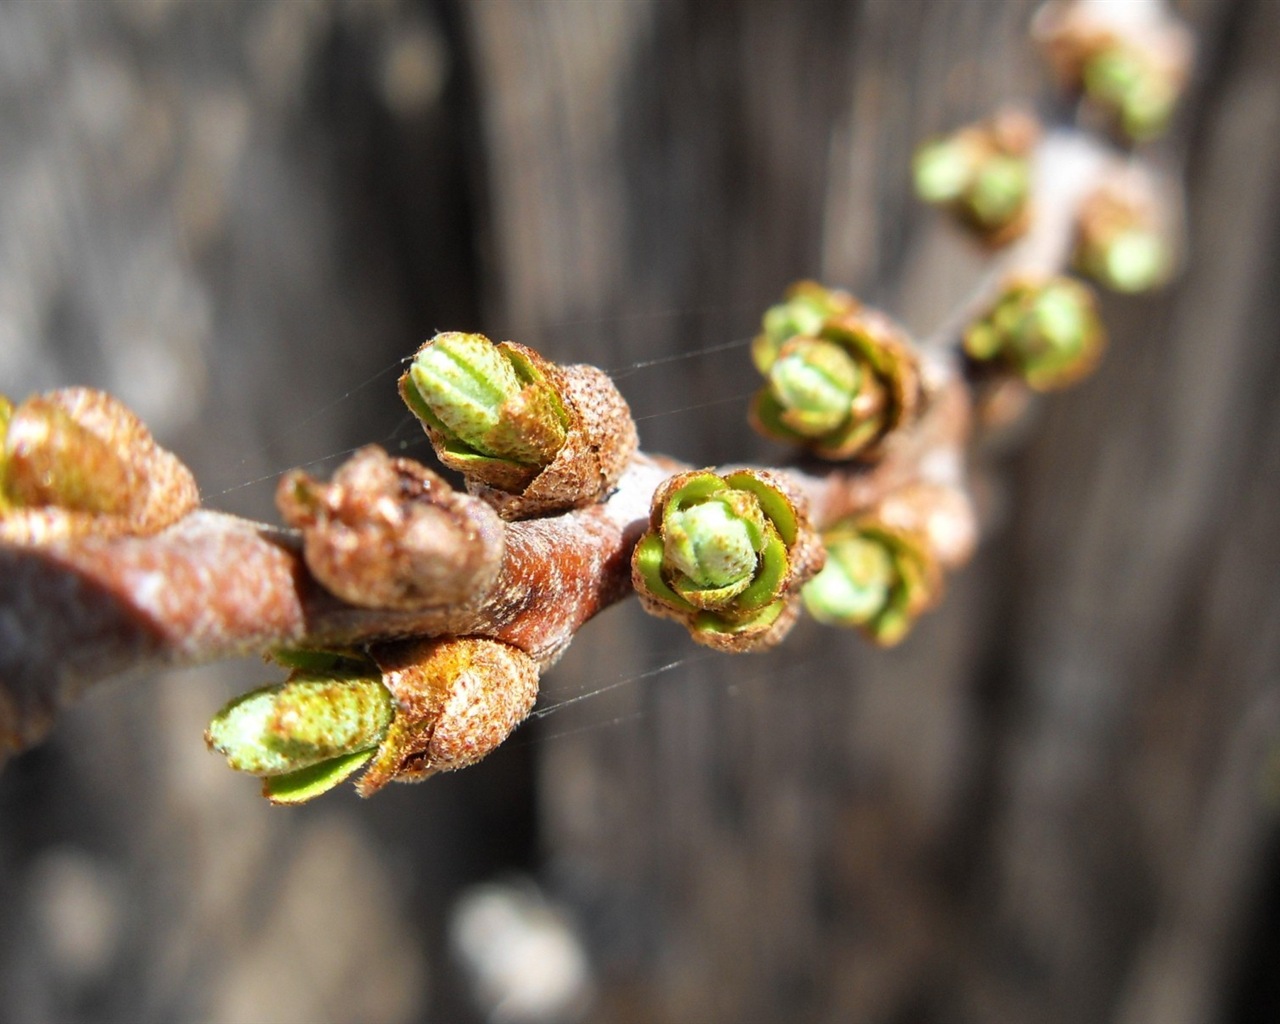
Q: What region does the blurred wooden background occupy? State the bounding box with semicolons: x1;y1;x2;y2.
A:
1;1;1277;1022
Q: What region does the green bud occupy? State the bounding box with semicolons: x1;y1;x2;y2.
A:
633;469;822;651
767;338;860;436
964;277;1105;391
753;282;859;374
401;332;568;470
913;115;1036;242
968;155;1030;230
206;667;393;779
1074;180;1171;295
912;139;974;205
1022;283;1090;360
803;533;894;625
803;522;939;646
1083;47;1144;103
750;299;919;462
1091;228;1167;294
664;496;760;591
1083;47;1176;142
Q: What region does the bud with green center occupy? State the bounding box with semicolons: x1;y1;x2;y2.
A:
632;469;824;652
964;277;1105;391
1091;228;1167;293
663;494;761;591
803;520;941;646
912;138;977;206
1083;45;1178;143
206;649;395;803
1033;3;1192;145
753;281;860;374
767;338;860;436
1074;182;1172;294
912;112;1037;245
968;154;1031;230
400;332;570;492
750;292;920;462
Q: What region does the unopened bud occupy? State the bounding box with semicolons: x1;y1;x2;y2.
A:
803;519;941;646
965;276;1105;391
751;289;920;462
206;649;396;803
1074;178;1172;293
767;339;861;437
0;388;198;544
402;332;568;482
357;637;540;796
753;281;860;374
278;446;504;611
400;333;637;519
913;110;1038;245
1033;1;1193;144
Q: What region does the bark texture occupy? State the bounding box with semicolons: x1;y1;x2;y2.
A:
2;2;1277;1023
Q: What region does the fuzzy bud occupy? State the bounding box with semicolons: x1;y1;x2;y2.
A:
277;446;504;611
206;641;541;804
400;333;637;520
205;649;395;804
357;637;540;796
0;388;198;544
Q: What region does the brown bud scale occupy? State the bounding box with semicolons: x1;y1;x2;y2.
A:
357;636;539;794
467;355;639;520
1;388;198;545
277;446;505;611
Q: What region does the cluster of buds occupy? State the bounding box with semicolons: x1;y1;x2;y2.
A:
0;388;198;544
631;469;824;652
53;4;1192;804
750;283;921;461
912;109;1039;246
207;639;540;803
399;332;637;519
964;276;1106;391
1034;0;1193;143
